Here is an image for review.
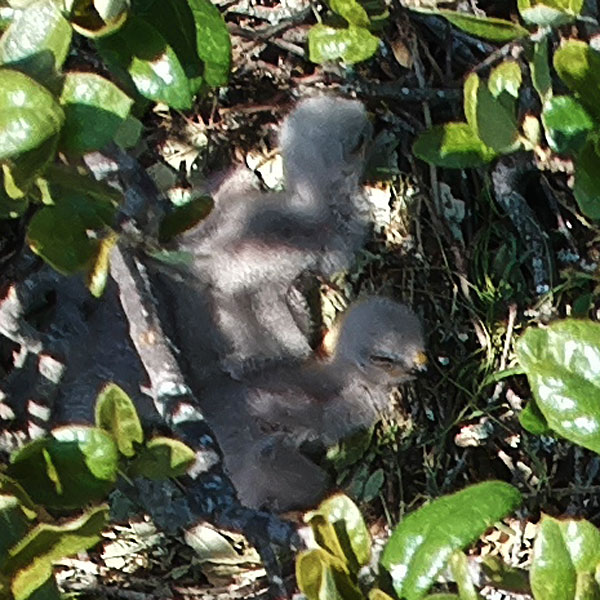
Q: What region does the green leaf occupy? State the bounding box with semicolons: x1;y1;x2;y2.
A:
0;68;64;160
330;0;370;27
96;15;192;110
465;71;519;154
517;0;583;26
5;506;108;600
128;436;196;479
158;195;214;241
133;0;203;92
531;36;552;105
479;556;531;595
542;95;592;155
187;0;232;87
0;495;32;560
449;552;480;600
305;494;371;574
434;10;529;42
519;399;551;435
488;60;522;99
516;320;600;452
0;0;71;86
296;548;363;600
554;40;600;122
68;0;129;38
362;467;384;502
531;515;600;600
412;122;496;168
308;24;379;64
380;481;522;600
95;383;143;457
58;72;133;153
27;190;116;275
574;139;600;220
88;231;118;297
8;427;118;509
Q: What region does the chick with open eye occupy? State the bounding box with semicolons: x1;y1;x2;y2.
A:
200;296;427;512
149;96;374;384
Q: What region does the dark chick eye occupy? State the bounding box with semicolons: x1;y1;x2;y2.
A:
370;355;395;369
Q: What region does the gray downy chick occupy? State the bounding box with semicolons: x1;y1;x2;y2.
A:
150;96;374;383
200;297;427;512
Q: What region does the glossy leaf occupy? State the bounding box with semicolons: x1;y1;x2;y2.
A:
8;427;118;509
27;191;116;275
330;0;370;27
542;95;592;155
68;0;129;38
188;0;231;88
413;123;496;168
128;436;196;479
96;16;192;110
574;139;600;220
519;399;551;435
5;506;108;600
305;494;371;574
0;68;64;160
308;24;379;64
464;71;519;154
435;10;528;42
158;195;214;242
517;0;583;26
133;0;202;92
380;481;521;600
95;383;143;457
531;515;600;600
516;319;600;452
488;60;522;99
296;547;363;600
0;495;31;559
0;0;71;85
531;36;552;105
59;72;133;153
554;40;600;122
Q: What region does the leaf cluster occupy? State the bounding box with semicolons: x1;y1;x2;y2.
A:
298;483;600;600
0;0;230;293
412;1;600;222
0;383;196;600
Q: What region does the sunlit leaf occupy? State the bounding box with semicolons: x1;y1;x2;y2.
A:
59;72;133;153
542;95;592;155
413;122;496;168
0;68;64;160
381;481;521;600
95;383;143;457
96;16;192;109
517;319;600;451
531;515;600;600
0;0;71;85
308;24;379;64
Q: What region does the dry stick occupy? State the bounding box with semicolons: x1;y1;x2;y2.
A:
85;146;301;598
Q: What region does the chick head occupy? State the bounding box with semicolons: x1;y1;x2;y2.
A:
332;297;426;385
279;96;372;208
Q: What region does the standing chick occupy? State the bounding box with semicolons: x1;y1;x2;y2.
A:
150;96;373;383
200;297;426;512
